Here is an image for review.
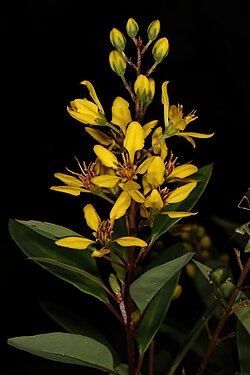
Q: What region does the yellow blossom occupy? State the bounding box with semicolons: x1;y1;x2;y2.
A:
67;81;107;126
55;203;147;257
162;81;214;146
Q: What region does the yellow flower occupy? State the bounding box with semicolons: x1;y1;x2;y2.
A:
111;97;132;134
162;81;214;147
67;81;107;126
55;203;147;257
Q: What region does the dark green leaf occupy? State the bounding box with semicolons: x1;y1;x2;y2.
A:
130;252;194;312
40;300;121;365
135;273;179;354
8;333;115;373
150;163;214;245
8;219;99;275
29;257;109;303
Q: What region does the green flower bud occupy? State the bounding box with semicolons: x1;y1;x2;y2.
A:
134;74;150;102
152;37;169;63
110;28;126;52
109;50;126;76
145;78;155;105
109;273;121;294
126;18;139;38
185;262;197;278
209;265;230;287
147;20;160;41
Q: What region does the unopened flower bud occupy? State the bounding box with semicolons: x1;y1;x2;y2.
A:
109;273;121;294
126;18;139;38
152;37;169;63
110;28;126;52
209;265;230;287
134;74;150;102
147;20;160;41
109;50;126;76
145;78;155;105
131;310;141;324
172;284;182;300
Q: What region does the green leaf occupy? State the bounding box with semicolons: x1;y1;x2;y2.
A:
30;257;109;303
8;219;98;274
150;163;213;245
236;319;250;372
130;252;194;312
8;219;108;302
8;333;116;373
15;219;81;240
193;260;250;334
135;273;179;354
40;300;121;365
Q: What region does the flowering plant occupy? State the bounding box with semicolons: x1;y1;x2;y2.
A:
7;17;250;375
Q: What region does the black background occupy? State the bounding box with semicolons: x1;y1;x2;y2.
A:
2;0;250;373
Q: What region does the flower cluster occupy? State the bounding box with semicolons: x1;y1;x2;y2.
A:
51;18;214;258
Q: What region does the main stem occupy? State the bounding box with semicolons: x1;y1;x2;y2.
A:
126;199;138;375
196;255;250;375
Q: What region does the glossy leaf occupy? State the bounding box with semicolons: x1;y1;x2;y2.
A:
236;318;250;372
135;273;179;354
40;301;121;365
8;333;115;373
29;257;109;303
193;259;250;334
130;252;194;312
8;219;108;302
149;163;213;245
8;219;99;275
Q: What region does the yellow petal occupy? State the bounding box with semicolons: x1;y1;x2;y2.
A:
128;189;145;203
80;80;105;114
85;127;112;146
136;156;154;174
146;156;165;188
168;164;198;179
143;120;158;138
113;236;147;247
91;247;110;257
111;96;132;134
144;189;163;210
161;81;170;128
91;175;120;188
53;173;83;187
122;180;141;191
152;127;168;160
83;204;101;231
50;186;90;196
180;131;215;138
110;191;131;223
93;145;118;169
160;211;198;218
124;121;144;164
166;182;197;204
55;237;95;249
